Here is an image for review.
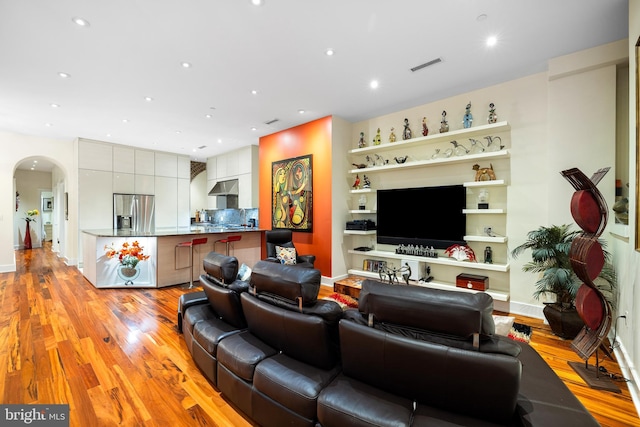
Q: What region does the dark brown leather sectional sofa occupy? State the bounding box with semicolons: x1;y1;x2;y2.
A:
178;252;599;427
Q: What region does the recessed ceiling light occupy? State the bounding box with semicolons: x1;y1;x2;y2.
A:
251;127;257;131
205;114;213;119
34;160;38;164
122;119;129;123
144;96;154;102
72;17;90;27
370;80;379;89
325;48;335;56
181;62;192;68
50;103;60;108
251;90;258;95
175;131;182;134
486;36;498;47
251;0;264;5
217;139;222;144
58;72;71;78
106;133;111;137
298;109;305;114
45;123;53;127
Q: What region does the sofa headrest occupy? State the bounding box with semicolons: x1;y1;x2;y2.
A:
202;252;239;285
250;260;320;307
358;279;495;338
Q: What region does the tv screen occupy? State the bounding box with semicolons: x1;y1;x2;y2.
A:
376;185;466;249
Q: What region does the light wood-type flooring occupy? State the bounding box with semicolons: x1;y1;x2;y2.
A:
1;244;638;426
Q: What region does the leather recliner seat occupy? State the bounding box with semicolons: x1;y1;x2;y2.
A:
215;260;343;427
178;251;249;385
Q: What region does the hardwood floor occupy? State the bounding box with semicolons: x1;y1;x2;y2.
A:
1;244;638;426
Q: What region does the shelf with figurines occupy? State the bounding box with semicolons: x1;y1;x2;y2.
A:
349;119;510;156
349;149;509;174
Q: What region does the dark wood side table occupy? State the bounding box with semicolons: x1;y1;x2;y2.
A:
333;275;367;299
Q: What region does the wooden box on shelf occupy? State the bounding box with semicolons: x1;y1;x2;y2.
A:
456;273;489;291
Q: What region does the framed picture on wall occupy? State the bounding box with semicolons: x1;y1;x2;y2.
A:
43;197;53;211
271;154;313;231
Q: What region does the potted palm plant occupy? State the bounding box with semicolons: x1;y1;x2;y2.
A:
511;224;616;339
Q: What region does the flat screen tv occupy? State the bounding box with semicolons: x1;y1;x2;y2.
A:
376;185;466;249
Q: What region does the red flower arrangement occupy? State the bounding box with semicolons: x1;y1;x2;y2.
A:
104;241;150;268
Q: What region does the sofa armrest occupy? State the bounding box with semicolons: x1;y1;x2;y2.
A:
177;291;208;332
298;254;316;265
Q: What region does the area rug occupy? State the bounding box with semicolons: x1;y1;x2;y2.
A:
509;323;532;343
323;293;359;310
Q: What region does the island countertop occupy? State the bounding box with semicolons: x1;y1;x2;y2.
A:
82;226;265;238
82;227;263;288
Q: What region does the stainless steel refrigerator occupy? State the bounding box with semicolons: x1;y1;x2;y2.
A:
113;193;155;233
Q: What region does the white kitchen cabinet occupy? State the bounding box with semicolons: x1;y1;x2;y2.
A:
178;156;190;179
155;176;178;228
113;146;135;173
135;174;155;194
78;169;113;230
177;178;191;227
155;152;177;178
135;149;155;176
113;172;135;193
79;139;113;171
216;153;228;179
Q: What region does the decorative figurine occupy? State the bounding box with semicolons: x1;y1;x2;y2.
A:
373;128;382;145
484;136;504;152
468;138;485;154
422;117;429;136
374;154;388;165
352;174;361;189
473;163;497;181
394;155;408;164
477;188;489;209
358;195;367;210
450;140;469;156
362;175;371;188
462;102;473;128
488;102;497;124
358;131;366;148
439;110;449;133
352;162;367;169
402;118;412;140
484;246;493;264
389;127;396;143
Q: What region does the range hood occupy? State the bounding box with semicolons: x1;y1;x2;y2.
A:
208;179;239;196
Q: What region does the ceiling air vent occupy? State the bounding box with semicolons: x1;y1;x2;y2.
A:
264;118;279;125
197;145;207;150
410;57;442;72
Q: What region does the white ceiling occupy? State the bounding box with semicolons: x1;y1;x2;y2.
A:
3;0;629;172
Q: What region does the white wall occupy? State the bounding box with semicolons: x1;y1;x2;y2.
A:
613;0;640;410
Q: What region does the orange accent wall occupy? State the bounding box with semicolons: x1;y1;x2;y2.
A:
259;116;333;277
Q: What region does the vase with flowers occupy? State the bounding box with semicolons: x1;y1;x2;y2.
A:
23;209;39;249
104;241;150;285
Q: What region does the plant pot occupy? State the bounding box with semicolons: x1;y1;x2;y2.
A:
543;303;584;339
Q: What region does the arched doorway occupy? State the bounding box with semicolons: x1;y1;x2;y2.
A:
14;156;66;255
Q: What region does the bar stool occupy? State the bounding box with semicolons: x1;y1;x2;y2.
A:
175;237;208;289
214;235;241;256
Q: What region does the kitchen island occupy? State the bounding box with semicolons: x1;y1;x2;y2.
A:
82;227;263;288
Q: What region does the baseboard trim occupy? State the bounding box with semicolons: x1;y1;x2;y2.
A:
612;339;640;417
